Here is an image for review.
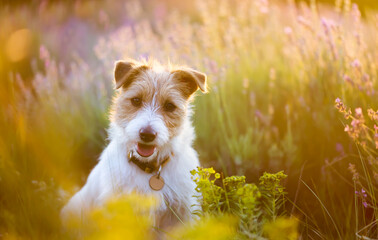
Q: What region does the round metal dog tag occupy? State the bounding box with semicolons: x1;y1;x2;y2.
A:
149;175;165;191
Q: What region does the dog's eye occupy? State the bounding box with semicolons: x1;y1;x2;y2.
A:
164;102;176;112
131;97;142;107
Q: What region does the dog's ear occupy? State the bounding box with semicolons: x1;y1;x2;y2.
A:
172;68;207;97
114;60;148;89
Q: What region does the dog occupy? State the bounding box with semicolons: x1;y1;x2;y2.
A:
61;59;207;231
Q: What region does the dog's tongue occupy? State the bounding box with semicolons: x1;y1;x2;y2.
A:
137;143;155;157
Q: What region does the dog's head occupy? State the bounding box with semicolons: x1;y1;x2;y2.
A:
110;59;207;162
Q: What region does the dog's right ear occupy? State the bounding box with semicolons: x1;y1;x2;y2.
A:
171;68;207;98
114;60;148;89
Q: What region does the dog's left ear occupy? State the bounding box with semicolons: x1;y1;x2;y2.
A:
172;68;207;97
114;61;134;89
114;60;149;89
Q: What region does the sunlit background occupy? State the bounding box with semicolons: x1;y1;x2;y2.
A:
0;0;377;239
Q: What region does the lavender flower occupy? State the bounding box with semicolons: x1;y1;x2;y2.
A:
355;189;368;208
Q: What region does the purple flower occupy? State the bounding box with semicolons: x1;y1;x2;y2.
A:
355;108;362;118
355;189;369;208
351;59;361;69
284;27;293;35
335;143;344;155
361;189;367;197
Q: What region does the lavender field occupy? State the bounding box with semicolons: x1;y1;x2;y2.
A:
0;0;377;239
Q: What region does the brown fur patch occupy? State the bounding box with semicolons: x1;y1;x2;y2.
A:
114;59;152;89
155;78;187;137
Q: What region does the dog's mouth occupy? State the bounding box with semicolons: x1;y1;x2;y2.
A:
136;143;156;158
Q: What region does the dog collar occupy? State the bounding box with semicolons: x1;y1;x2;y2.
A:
128;152;170;173
128;151;170;191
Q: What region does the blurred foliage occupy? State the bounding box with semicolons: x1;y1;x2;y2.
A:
0;0;377;239
263;217;298;240
83;194;157;240
169;215;238;240
64;193;240;240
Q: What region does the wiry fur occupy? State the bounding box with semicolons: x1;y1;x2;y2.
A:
61;59;207;230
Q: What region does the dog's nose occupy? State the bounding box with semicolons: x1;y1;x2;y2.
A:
139;127;157;142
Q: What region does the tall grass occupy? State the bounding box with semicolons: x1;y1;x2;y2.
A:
0;0;377;239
